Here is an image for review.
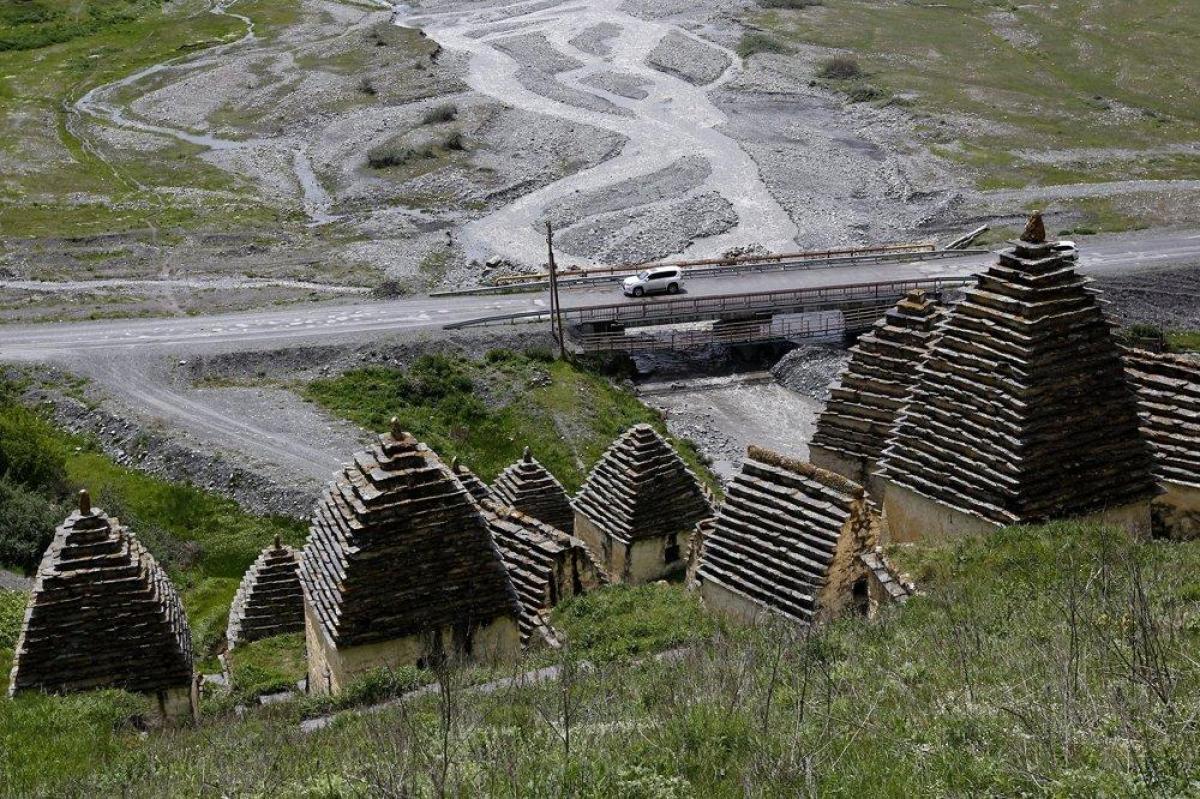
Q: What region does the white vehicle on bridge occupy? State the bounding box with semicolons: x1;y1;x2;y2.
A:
1052;240;1077;260
622;266;684;298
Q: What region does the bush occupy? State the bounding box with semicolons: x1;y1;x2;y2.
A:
357;77;376;96
0;403;68;495
847;84;886;103
422;103;458;125
0;588;27;649
301;665;427;717
817;55;863;80
758;0;822;7
736;32;791;58
0;478;64;572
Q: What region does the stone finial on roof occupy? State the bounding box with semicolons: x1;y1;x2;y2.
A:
299;426;519;649
389;416;404;441
9;503;193;698
78;488;92;516
1020;209;1046;244
877;229;1157;530
452;458;495;505
491;449;574;533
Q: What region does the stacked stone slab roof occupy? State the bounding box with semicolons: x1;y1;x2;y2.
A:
451;457;494;505
491;448;574;533
1124;349;1200;488
811;290;944;466
480;498;603;645
695;447;871;623
876;232;1158;526
226;538;304;649
299;422;520;649
9;491;193;697
573;424;712;543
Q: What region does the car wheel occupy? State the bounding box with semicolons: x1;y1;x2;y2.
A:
667;282;680;294
633;286;644;297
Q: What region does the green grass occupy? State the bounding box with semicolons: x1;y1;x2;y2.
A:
303;350;715;494
551;582;721;662
5;521;1199;796
754;0;1200;209
0;382;305;671
1166;331;1200;354
226;632;307;701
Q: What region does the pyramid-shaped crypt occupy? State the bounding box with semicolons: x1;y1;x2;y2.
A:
491;447;574;533
9;491;194;719
300;422;522;694
810;289;943;497
693;447;873;624
226;538;304;649
451;457;494;505
1124;348;1200;539
573;424;712;583
480;497;604;646
877;227;1158;540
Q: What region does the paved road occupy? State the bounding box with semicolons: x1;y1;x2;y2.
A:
1;229;1197;486
5;230;1199;361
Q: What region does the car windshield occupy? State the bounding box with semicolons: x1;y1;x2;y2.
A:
637;271;650;280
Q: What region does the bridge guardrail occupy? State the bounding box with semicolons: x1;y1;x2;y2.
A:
430;249;988;298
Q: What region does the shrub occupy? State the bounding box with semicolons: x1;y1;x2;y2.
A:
0;478;64;572
0;403;68;495
758;0;822;7
357;77;376;96
847;84;886;103
817;55;863;80
0;588;27;649
367;142;416;169
422;103;458;125
443;131;465;151
736;32;791;58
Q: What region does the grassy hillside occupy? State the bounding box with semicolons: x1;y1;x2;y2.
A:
303;350;716;494
750;0;1200;229
3;522;1198;795
0;379;304;669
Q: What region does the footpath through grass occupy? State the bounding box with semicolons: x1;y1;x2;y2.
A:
4;522;1199;796
303;350;715;494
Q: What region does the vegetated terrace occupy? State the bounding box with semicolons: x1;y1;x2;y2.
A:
750;0;1200;198
2;518;1199;795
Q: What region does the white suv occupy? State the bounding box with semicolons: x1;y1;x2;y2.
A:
622;266;684;297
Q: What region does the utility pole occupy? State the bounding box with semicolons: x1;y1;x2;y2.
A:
546;221;566;360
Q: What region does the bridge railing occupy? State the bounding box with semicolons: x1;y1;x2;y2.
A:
562;276;967;327
572;305;893;353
